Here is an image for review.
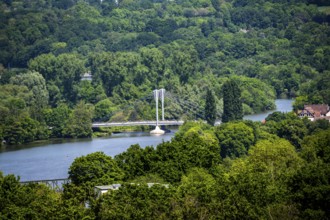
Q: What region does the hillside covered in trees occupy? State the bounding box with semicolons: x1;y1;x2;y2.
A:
0;0;329;143
0;0;330;218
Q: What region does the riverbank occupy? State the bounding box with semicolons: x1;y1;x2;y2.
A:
92;125;151;137
244;99;293;121
0;99;293;181
0;130;176;181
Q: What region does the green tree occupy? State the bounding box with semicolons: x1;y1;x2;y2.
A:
115;144;158;181
28;53;57;81
55;53;85;103
3;115;42;144
154;122;220;183
90;52;126;97
69;152;124;186
223;138;303;219
276;118;308;149
93;184;176;219
76;80;107;104
300;129;330;163
29;53;85;104
10;71;49;120
43;104;71;137
63;101;94;138
289;159;330;219
177;168;218;219
0;172;62;219
139;47;165;87
216;121;255;158
94;98;116;121
168;47;198;84
222;79;243;123
205;89;217;126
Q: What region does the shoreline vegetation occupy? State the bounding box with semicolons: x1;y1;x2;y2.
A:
0;0;329;217
1;117;329;219
2;0;329;145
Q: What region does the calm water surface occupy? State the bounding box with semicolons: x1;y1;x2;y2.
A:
244;99;293;121
0;132;175;181
0;99;293;181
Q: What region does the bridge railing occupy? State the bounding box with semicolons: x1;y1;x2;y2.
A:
20;178;71;191
92;120;184;127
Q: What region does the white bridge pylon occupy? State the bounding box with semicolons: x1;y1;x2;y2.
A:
150;88;166;135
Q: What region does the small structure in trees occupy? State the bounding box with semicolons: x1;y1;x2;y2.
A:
297;104;330;121
94;183;169;198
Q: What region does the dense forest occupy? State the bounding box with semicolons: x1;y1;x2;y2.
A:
0;0;329;144
0;0;330;218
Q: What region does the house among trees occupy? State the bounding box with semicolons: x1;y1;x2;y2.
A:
81;72;92;81
94;183;169;198
94;184;122;197
298;104;330;121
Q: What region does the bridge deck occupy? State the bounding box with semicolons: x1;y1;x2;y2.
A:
92;120;184;127
20;178;70;191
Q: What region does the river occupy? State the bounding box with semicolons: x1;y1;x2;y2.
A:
244;99;293;121
0;99;293;181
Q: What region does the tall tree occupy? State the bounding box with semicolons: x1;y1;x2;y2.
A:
215;122;254;158
63;101;94;138
205;89;216;126
68;152;124;186
222;79;243;123
10;71;49;120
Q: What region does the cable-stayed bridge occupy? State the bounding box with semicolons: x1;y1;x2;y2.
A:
92;89;221;129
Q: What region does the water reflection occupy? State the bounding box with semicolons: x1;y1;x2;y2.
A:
0;99;293;181
0;130;175;181
244;99;293;121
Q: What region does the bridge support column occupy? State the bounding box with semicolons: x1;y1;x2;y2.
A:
151;89;165;135
150;125;165;135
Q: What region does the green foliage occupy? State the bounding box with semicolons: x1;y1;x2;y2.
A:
216;121;255;158
234;76;276;113
152;122;220;182
0;173;60;219
94;98;116;121
0;82;49;144
3;115;42;144
76;80;107;105
248;138;303;183
115;144;158;181
276;118;308;149
266;111;289;122
2;116;330;218
222;79;243;123
93;184;177;220
289;159;330;219
69;152;124;186
205;89;217;125
223;138;303;219
10;71;49;120
295;71;330;106
43;104;71;137
63;101;94;138
0;0;330;217
178;167;217;203
300;129;330;163
29;53;86;105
